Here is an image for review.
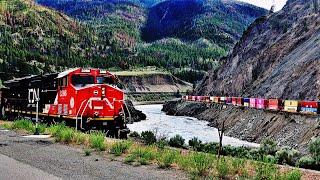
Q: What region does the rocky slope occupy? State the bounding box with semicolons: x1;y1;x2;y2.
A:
115;71;192;92
163;100;320;153
196;0;320;100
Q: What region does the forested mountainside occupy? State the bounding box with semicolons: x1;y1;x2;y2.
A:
0;0;109;80
0;0;266;83
196;0;320;99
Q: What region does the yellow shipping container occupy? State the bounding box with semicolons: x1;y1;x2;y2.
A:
210;96;214;102
244;102;250;107
284;100;299;107
284;106;298;112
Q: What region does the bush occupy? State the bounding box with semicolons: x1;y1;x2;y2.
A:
275;146;300;166
309;138;320;164
141;131;156;145
60;128;75;143
263;155;276;164
89;132;106;151
249;148;262;160
178;152;215;177
72;132;87;145
296;156;316;170
129;146;157;165
111;141;132;156
260;138;277;156
254;162;278;180
188;137;202;151
168;134;185;148
11;119;34;133
157;150;178;168
202;142;218;154
156;137;168;150
217;158;229;178
281;169;302;180
129;131;140;138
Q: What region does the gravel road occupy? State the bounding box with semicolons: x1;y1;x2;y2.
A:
0;128;187;180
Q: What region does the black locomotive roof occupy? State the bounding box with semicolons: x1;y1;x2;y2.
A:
4;73;58;88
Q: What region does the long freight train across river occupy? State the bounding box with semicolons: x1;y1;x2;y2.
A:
182;96;320;116
0;68;130;138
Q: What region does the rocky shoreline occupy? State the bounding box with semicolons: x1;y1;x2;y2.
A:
162;99;320;154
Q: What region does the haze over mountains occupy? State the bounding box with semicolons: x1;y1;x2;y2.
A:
0;0;266;83
197;0;320;99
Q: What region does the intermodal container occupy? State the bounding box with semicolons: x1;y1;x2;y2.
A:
210;96;214;102
244;98;250;107
256;98;268;109
300;101;318;114
214;97;220;103
188;96;193;101
192;96;196;101
268;99;282;111
220;97;226;104
283;100;299;112
236;97;243;106
226;97;232;105
250;98;256;108
232;97;237;105
204;96;210;103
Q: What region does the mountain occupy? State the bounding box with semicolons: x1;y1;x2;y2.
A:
0;0;266;83
142;0;267;48
0;0;111;80
35;0;266;83
196;0;320;99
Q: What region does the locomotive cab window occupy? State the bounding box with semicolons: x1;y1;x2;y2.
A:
96;76;115;85
71;75;94;87
58;77;68;87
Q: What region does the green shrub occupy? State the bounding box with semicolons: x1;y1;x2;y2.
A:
156;137;168;150
296;156;316;169
202;142;218;154
157;150;178;168
188;137;203;151
217;158;229;178
72;132;86;145
168;134;185;148
275;146;300;166
260;138;277;156
11;119;34;133
249;148;262;160
141;131;156;145
89;132;106;151
263;155;276;164
129;146;157;165
179;152;215;177
224;146;250;158
309;138;320;164
60;128;75;143
111;141;132;156
129;131;140;138
281;169;302;180
254;162;278;180
124;154;136;164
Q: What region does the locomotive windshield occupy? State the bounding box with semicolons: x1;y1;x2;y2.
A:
96;76;115;85
71;75;94;87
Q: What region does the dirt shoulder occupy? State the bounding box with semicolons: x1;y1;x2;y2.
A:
0;127;187;180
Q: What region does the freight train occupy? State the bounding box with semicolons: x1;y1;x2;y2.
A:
0;68;130;138
182;96;320;115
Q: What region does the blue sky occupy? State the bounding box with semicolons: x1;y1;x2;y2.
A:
239;0;288;11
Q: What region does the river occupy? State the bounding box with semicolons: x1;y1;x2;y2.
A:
127;104;259;148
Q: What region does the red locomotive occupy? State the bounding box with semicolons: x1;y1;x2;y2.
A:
0;68;129;138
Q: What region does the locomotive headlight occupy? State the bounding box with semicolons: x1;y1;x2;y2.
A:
102;87;106;97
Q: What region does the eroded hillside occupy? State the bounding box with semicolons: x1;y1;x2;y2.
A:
197;0;320;99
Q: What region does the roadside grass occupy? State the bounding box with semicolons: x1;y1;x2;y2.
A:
1;120;305;179
110;140;133;156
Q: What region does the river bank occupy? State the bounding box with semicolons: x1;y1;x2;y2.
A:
162;99;320;154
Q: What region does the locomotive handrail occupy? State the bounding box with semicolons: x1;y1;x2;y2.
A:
76;99;88;130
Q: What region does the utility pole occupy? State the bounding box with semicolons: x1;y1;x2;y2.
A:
34;88;40;135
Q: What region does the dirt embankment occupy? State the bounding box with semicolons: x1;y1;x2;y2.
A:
117;73;192;93
163;99;320;153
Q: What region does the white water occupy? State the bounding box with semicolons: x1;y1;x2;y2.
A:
127;104;259;148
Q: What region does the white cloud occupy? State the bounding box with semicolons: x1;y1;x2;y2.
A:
238;0;288;11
